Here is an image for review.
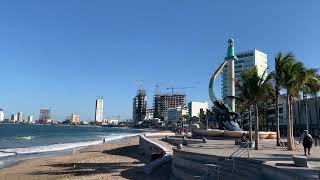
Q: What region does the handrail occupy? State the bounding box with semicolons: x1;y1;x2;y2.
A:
217;141;250;180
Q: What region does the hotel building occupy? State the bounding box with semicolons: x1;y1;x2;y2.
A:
95;98;104;124
221;49;268;108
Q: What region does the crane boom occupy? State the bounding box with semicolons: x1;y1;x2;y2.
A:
166;86;195;95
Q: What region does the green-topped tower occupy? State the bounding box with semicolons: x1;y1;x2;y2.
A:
224;38;237;111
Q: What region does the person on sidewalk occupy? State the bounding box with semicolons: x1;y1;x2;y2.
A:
299;130;313;155
241;133;248;142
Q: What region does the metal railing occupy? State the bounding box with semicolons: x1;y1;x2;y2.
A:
217;141;250;180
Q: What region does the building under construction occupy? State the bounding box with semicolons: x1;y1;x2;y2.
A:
132;87;147;122
39;109;51;124
153;94;186;121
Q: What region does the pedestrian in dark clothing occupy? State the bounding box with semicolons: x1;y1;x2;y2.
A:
241;133;247;142
299;130;313;155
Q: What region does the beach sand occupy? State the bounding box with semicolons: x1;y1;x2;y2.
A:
0;136;171;180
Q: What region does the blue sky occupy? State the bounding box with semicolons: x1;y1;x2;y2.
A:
1;0;320;121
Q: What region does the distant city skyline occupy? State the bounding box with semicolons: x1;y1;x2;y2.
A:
1;1;320;120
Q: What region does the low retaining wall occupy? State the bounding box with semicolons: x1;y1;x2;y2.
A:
172;148;319;180
139;133;173;175
165;137;203;146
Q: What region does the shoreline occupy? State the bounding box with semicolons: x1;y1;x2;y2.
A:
0;125;159;170
0;130;172;180
0;135;144;180
0;131;148;170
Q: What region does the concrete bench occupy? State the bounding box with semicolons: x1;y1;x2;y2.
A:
292;155;308;167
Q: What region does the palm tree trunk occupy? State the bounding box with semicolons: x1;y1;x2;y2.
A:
287;94;293;150
290;95;294;149
275;88;280;146
290;95;295;148
249;106;252;142
254;103;259;150
313;93;319;134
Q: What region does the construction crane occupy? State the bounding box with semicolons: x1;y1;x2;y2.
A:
166;86;195;95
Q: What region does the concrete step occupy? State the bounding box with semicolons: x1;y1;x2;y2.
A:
217;159;262;179
207;165;253;180
173;156;214;174
217;171;251;180
172;163;205;180
173;150;222;165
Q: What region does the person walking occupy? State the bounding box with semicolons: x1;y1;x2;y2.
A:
299;130;313;155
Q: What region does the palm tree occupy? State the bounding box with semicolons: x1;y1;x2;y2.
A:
236;66;272;150
281;60;306;150
272;53;294;146
304;74;320;130
302;69;320;130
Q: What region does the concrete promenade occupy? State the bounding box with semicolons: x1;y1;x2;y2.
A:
173;137;320;179
181;138;320;168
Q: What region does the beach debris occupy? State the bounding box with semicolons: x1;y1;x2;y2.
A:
73;164;77;169
177;144;183;149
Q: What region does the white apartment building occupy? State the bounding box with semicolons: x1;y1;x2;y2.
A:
95;98;104;123
106;119;119;125
27;115;34;123
0;109;4;122
70;113;80;124
188;101;209;117
11;114;18;123
17;112;23;122
222;49;268;103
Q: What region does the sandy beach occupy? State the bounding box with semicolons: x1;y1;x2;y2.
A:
0;136;171;180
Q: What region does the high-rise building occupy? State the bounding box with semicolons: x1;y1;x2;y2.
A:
27;115;34;123
11;114;18;123
0;109;4;122
221;49;268;108
132;88;147;122
95;98;104;124
188;101;209;117
153;94;186;121
70;113;80;124
17;112;23;122
39;109;51;123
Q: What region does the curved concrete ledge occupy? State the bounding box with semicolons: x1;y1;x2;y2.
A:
139;133;173;175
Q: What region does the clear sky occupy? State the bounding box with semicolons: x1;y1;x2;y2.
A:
1;0;320;121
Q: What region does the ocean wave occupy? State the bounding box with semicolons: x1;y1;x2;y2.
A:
0;152;16;158
0;133;138;157
16;136;34;140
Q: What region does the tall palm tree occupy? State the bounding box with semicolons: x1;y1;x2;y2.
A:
281;60;306;150
300;68;319;130
272;52;294;146
236;66;272;150
304;74;320;130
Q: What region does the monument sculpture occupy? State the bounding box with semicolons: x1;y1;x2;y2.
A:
192;39;276;139
208;38;241;131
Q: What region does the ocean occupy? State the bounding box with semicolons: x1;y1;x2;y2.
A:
0;123;142;168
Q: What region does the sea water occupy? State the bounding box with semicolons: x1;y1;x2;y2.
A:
0;123;142;168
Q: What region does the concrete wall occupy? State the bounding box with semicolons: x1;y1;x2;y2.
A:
138;133;173;175
171;148;317;180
